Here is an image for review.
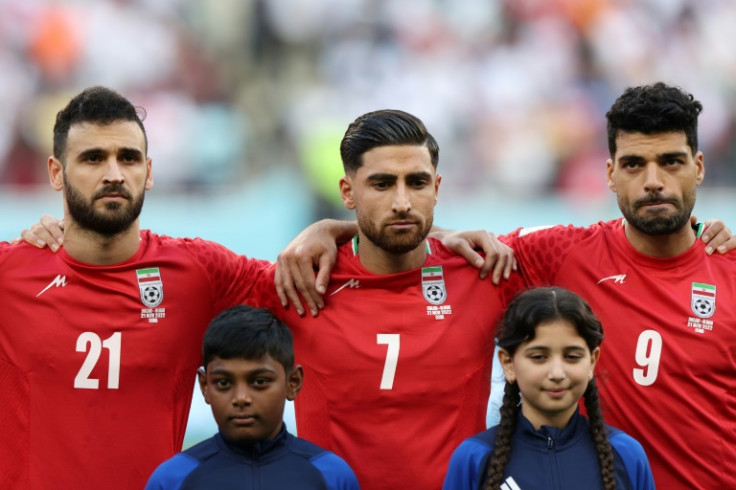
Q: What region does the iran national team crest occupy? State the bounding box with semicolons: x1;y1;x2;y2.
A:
137;267;164;307
691;282;716;318
422;266;447;305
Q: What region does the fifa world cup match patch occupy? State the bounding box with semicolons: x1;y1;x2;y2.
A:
687;282;715;334
137;267;166;323
421;266;452;320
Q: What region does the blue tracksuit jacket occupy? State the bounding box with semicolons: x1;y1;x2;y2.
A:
145;426;360;489
442;410;655;490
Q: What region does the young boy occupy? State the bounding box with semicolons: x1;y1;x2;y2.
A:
145;305;360;489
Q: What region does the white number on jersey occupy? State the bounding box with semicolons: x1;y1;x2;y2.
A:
377;334;400;390
74;332;122;389
633;329;662;386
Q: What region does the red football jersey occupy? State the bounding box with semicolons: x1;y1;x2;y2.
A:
257;237;525;490
0;232;272;489
507;219;736;489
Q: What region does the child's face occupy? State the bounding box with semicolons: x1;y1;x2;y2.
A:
499;319;600;430
199;355;302;446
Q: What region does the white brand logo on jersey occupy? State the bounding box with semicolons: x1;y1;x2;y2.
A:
37;274;67;297
597;274;626;285
331;278;360;296
501;476;522;490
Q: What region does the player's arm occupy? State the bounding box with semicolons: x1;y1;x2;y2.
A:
431;217;735;277
429;227;515;284
14;215;355;317
275;219;357;315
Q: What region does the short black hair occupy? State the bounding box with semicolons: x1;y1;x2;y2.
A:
53;86;148;161
606;82;702;157
202;305;295;374
340;109;439;173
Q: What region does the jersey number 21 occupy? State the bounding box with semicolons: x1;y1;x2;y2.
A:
74;332;122;389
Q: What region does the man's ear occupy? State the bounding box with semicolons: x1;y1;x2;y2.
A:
198;367;211;405
434;173;442;205
145;156;154;190
49;157;64;191
286;365;304;401
339;176;355;210
695;151;705;187
606;159;616;193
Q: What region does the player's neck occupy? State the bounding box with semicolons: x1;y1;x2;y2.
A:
62;218;142;265
356;234;428;274
623;221;696;258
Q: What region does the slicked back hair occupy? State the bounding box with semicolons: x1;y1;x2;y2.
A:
202;305;295;374
53;86;148;163
485;287;616;490
606;82;702;158
339;109;439;173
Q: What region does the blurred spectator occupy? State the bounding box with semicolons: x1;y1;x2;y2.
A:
2;0;736;199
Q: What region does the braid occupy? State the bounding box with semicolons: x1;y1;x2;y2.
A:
485;382;521;490
583;378;616;490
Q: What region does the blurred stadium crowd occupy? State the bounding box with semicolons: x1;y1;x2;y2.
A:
2;0;736;210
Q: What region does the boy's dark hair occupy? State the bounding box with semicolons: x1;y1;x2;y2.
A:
486;287;616;490
53;86;148;162
339;109;439;173
606;82;702;157
202;305;295;374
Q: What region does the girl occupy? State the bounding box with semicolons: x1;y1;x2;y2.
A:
443;287;655;490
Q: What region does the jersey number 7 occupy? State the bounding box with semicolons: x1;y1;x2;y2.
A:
377;334;400;390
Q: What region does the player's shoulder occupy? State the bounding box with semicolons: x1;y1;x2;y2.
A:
705;247;736;265
0;240;52;255
0;240;56;268
142;230;222;250
426;237;482;266
141;230;264;267
517;219;620;239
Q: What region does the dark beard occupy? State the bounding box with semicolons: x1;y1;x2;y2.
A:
619;192;693;236
65;181;144;237
358;213;433;254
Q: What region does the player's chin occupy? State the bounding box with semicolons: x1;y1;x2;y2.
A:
386;236;424;254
